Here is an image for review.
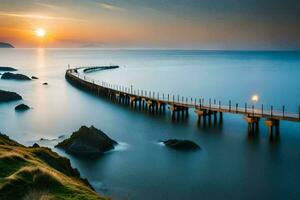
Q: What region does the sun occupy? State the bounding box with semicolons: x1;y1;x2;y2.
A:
35;28;46;38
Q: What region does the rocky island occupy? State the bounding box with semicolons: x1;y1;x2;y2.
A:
0;42;14;48
15;103;30;111
0;89;22;102
1;72;31;80
0;133;107;200
56;126;118;155
0;66;17;71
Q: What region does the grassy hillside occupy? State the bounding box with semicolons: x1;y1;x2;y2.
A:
0;133;108;200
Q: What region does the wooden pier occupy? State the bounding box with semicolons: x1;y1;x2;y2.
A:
65;66;300;140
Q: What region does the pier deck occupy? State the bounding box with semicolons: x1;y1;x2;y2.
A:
66;66;300;138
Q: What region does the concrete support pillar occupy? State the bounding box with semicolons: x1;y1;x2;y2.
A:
265;119;280;141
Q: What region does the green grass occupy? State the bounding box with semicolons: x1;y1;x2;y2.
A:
0;134;109;200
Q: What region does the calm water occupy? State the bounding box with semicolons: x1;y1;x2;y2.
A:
0;49;300;200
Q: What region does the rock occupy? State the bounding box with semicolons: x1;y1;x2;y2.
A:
0;42;14;48
0;66;17;71
31;76;39;79
56;125;118;155
0;90;22;102
15;104;30;111
1;72;31;80
42;82;48;85
32;143;40;148
162;139;200;151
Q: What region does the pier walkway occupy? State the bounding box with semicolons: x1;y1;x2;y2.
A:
66;66;300;139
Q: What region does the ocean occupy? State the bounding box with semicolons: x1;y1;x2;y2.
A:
0;49;300;200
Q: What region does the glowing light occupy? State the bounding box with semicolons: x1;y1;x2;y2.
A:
251;95;259;102
35;28;46;38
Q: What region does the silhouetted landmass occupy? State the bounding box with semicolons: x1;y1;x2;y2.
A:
0;66;17;71
31;76;39;79
0;133;107;200
0;90;22;102
1;72;31;80
162;139;200;151
56;125;118;155
0;42;14;48
15;104;30;112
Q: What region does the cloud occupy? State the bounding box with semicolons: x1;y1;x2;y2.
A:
0;11;86;22
97;3;125;11
35;3;62;10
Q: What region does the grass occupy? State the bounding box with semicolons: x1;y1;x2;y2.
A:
0;133;109;200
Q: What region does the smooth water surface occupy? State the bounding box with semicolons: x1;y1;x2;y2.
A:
0;49;300;200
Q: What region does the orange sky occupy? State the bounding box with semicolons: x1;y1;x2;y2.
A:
0;0;299;49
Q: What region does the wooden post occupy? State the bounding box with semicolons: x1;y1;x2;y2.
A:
199;99;202;109
219;101;221;109
261;104;264;115
271;106;273;117
209;98;211;110
252;105;254;116
229;100;231;112
282;105;285;118
173;95;175;103
236;103;238;113
245;103;247;112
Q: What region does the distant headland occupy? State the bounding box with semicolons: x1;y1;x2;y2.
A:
0;42;14;48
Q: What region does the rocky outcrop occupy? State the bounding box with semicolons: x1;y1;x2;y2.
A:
42;82;48;85
0;42;14;48
31;76;39;79
0;66;17;71
32;143;40;148
0;90;22;102
162;139;200;151
1;72;31;80
0;133;104;199
15;104;30;111
56;125;118;155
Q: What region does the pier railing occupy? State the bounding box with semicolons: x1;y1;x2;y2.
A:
66;66;300;123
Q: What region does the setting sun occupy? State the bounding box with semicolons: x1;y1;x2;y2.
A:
35;28;46;38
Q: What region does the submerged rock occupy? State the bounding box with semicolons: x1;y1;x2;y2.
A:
0;66;17;71
162;139;200;151
31;76;39;79
15;103;30;111
56;125;118;155
1;72;31;80
0;89;22;102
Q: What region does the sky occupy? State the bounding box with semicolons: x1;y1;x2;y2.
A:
0;0;299;49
